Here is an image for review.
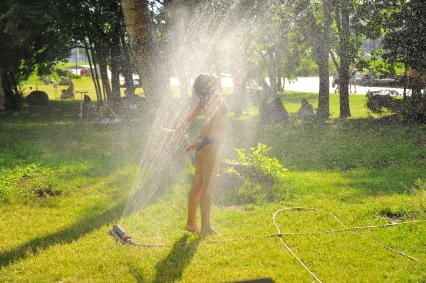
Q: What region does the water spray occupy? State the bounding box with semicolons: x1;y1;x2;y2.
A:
110;126;193;244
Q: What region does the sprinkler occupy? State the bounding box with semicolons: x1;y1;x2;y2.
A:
109;224;135;244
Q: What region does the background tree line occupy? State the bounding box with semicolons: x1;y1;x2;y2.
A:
1;0;424;120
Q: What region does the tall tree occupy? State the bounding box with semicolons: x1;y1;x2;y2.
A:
0;0;70;109
355;0;426;95
121;0;169;104
333;0;353;118
292;0;333;120
0;73;5;111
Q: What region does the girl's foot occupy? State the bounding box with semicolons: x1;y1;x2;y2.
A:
185;224;199;233
201;227;220;237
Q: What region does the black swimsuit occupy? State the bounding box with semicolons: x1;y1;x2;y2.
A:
197;137;216;152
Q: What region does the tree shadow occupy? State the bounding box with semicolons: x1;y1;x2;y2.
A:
153;234;200;283
0;202;125;268
340;166;423;196
128;262;146;283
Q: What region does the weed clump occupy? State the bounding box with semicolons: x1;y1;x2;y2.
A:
0;164;61;202
215;143;287;205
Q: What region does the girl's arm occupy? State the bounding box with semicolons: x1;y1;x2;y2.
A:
176;101;204;132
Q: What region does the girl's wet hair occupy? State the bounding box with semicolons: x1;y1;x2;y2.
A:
193;73;218;100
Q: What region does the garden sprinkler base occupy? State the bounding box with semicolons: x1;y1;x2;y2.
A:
109;224;135;245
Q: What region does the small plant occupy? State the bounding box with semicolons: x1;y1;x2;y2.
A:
218;143;287;204
231;143;287;181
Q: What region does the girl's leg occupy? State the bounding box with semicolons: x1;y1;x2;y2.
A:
186;164;202;232
199;146;218;235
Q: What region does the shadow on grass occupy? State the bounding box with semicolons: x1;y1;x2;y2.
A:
153;234;200;283
342;166;423;195
128;262;146;283
0;202;125;268
0;101;81;123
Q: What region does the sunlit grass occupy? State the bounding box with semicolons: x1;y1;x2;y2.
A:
0;95;425;282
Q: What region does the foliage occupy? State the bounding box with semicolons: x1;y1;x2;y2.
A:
380;0;426;73
363;49;406;76
296;57;337;77
356;0;426;74
0;0;71;109
55;68;72;78
233;143;287;181
366;93;402;114
222;143;287;204
366;92;426;123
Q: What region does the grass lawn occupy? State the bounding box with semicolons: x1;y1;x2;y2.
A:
0;85;425;282
22;76;370;119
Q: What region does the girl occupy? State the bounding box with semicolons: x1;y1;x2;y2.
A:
177;73;228;236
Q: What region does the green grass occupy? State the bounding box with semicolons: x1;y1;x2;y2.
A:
0;91;425;282
21;76;138;101
20;76;234;102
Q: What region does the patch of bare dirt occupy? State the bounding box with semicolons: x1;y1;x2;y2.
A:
35;188;61;200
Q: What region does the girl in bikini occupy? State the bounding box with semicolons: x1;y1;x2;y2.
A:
176;73;228;236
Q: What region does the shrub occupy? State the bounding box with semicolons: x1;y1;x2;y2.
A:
366;91;426;122
70;74;81;79
233;143;287;181
26;90;49;105
366;92;402;114
55;68;71;77
216;143;287;205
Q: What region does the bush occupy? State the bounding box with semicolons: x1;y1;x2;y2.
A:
366;91;426;122
26;90;49;105
215;143;287;205
233;143;287;180
55;68;71;77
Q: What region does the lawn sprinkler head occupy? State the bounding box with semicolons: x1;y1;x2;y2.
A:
109;224;135;245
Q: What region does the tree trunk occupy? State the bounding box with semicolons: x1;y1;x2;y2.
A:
89;43;104;102
277;74;283;92
120;35;135;96
0;69;5;111
98;54;112;101
268;52;278;93
2;72;21;110
84;40;101;103
121;0;169;104
111;34;121;100
337;2;351;118
403;63;407;101
257;77;271;94
233;74;246;117
317;49;330;120
312;0;332;120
